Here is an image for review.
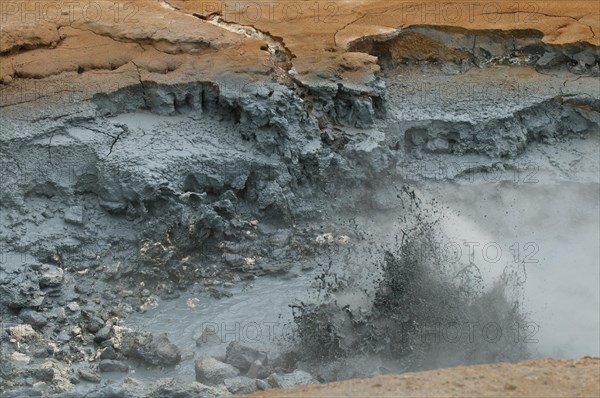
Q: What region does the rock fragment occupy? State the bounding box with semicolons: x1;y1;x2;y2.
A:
19;309;48;327
225;341;268;372
78;368;101;383
224;376;258;394
195;356;240;385
247;359;270;379
8;324;38;341
38;265;64;287
0;267;44;308
256;379;269;390
268;370;319;388
64;206;85;225
120;331;181;366
98;359;129;373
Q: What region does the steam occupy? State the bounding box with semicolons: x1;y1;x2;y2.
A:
427;179;600;358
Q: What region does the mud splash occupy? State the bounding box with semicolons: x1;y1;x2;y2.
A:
289;186;529;380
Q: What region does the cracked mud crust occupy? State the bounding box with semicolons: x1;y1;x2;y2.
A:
1;0;599;100
241;357;600;398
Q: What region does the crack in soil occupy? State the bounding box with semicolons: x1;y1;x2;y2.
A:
196;13;296;81
131;61;149;110
333;11;368;48
106;125;129;157
158;0;296;83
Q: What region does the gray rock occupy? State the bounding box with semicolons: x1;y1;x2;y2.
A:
144;333;181;366
0;267;44;308
19;309;48;327
268;370;319;389
31;367;55;382
225;342;268;372
57;329;71;343
64;206;85;225
212;199;234;216
3;387;45;397
271;229;291;247
247;359;269;379
98;360;129;373
69;375;81;384
220;190;237;204
256;379;269;391
536;51;564;68
257;223;278;235
151;385;211;398
38;265;64;287
31;346;52;359
194;356;240;385
256;181;285;210
82;310;104;333
207;287;233;299
224;376;258;394
100;346;118;360
572;50;597;66
63;386;127;398
121;331;181;367
94;326;112;342
78;368;101;383
271;247;288;259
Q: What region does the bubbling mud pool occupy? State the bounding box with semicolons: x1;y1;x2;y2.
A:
119;152;599;385
123;273;310;383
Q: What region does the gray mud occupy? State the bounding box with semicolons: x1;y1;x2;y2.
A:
1;31;599;397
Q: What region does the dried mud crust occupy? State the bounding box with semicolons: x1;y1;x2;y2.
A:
241;357;600;398
172;0;600;79
1;1;599;97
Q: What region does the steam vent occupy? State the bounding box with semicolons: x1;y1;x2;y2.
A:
1;1;599;397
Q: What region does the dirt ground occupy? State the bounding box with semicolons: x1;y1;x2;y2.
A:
242;357;600;397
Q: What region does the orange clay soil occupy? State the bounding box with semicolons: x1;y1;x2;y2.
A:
1;1;599;106
0;0;272;106
172;0;600;79
241;357;600;398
